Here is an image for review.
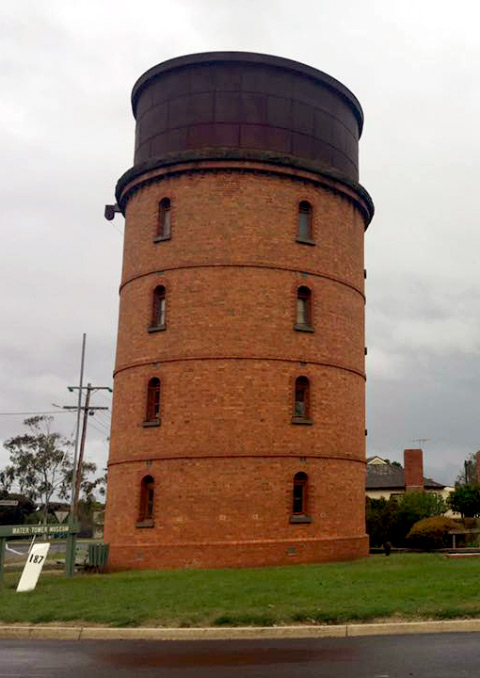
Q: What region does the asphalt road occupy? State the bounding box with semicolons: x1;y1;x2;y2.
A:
1;633;480;677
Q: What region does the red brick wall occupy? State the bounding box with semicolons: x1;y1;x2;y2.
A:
104;162;369;569
106;457;368;570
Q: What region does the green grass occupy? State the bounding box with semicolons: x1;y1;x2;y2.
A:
1;554;480;627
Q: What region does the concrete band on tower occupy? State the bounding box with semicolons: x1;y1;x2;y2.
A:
104;52;374;570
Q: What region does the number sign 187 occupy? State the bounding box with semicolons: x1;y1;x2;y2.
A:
17;543;50;593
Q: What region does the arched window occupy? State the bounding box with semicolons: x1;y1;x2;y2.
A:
293;376;310;421
145;377;161;424
293;472;308;514
138;475;155;524
151;286;166;330
297;201;312;241
296;286;312;330
156;198;171;240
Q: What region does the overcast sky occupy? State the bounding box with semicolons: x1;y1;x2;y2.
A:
1;0;479;487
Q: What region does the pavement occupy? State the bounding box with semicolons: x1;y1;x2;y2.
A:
2;634;480;677
1;618;480;641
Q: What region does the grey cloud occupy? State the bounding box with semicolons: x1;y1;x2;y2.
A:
1;0;480;488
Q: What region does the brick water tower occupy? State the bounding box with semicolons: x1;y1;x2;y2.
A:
104;52;374;569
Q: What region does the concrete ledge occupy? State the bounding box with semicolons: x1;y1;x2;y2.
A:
347;619;480;637
79;625;346;640
2;620;480;641
0;626;32;639
29;626;82;640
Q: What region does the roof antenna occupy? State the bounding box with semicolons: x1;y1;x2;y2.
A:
412;438;430;447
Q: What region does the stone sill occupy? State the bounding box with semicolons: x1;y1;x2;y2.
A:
142;420;161;428
291;417;313;425
294;324;314;333
153;235;171;243
135;519;154;528
295;237;316;246
148;325;166;333
290;514;312;524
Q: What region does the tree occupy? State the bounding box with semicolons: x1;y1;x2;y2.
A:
0;493;36;526
455;451;479;486
396;490;446;520
0;467;14;494
448;484;480;518
366;497;397;547
78;464;105;502
2;416;106;526
2;416;73;524
69;467;106;537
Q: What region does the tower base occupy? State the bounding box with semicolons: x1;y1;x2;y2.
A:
106;535;369;571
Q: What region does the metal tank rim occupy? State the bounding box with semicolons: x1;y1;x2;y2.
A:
115;154;375;227
131;51;364;135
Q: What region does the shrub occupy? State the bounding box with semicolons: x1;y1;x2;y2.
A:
366;492;448;548
391;492;448;546
406;516;458;550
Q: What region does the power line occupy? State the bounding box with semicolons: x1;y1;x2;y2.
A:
95;391;113;406
0;411;72;416
88;418;110;434
92;410;110;422
93;406;111;418
111;223;124;237
62;409;110;437
88;420;111;439
91;423;110;437
93;412;111;427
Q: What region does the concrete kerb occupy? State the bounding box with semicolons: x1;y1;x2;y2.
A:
2;620;480;641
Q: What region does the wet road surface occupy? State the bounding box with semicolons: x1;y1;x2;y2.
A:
1;633;480;677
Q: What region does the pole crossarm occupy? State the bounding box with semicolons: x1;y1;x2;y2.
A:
62;406;109;411
67;386;112;392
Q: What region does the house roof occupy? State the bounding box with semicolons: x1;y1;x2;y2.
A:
366;455;388;465
366;463;446;490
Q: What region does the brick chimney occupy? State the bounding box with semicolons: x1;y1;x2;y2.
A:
476;451;480;484
404;449;424;492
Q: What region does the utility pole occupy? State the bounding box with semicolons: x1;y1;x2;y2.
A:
63;383;111;520
64;332;86;578
73;383;92;512
62;333;112;578
70;334;86;522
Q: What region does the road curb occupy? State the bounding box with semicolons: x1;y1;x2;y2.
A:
1;619;480;641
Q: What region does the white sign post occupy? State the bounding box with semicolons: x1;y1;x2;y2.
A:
16;543;50;593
